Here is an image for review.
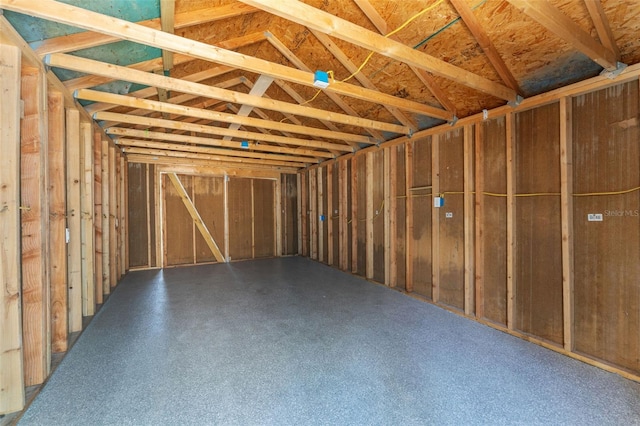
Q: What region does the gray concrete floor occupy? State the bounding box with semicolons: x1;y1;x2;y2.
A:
19;257;640;425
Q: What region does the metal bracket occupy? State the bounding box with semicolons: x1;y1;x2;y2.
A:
600;62;628;79
507;94;524;108
448;115;458;126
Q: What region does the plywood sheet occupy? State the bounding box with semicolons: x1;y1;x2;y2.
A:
372;150;386;283
345;160;353;271
438;128;465;310
127;163;149;268
194;176;225;263
228;177;253;260
478;117;508;325
573;81;640;373
253;178;276;258
411;138;432;299
164;173;194;266
515;102;563;344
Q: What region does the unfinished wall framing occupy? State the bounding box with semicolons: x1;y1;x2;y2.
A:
0;44;127;413
300;74;640;381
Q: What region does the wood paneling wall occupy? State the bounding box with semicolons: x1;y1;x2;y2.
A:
300;78;640;381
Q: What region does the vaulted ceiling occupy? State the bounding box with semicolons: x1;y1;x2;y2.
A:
2;0;639;173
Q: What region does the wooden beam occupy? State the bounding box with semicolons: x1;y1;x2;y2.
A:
33;3;260;55
80;123;95;316
95;111;352;153
463;124;475;316
353;0;457;113
405;142;414;293
474;123;485;319
350;158;358;273
48;90;68;353
108;145;117;288
310;29;419;130
450;0;521;93
506;112;516;330
338;160;349;270
559;97;574;351
431;134;440;303
507;0;618;71
93;129;103;305
8;0;417;132
119;155;126;277
296;174;302;256
120;146;307;169
127;154;299;174
240;0;517;102
317;167;324;263
75;87;371;145
66;109;83;333
101;139;110;296
107;127;331;159
223;75;274;140
584;0;621;61
300;172;308;257
365;153;374;280
388;147;397;286
0;43;25;415
326;165;333;265
160;0;175;71
20;66;50;387
116;139;315;165
42;53;410;135
310;169;318;260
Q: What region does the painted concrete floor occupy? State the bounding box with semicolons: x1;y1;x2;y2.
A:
19;257;640;425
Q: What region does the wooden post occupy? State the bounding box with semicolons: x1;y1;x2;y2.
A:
432;134;440;303
296;173;302;255
80;122;95;317
326;164;333;265
0;43;25;415
384;148;392;286
351;158;358;273
300;172;308;257
48;90;68;353
101;140;110;295
405;143;414;292
224;173;230;261
93;130;103;305
122;155;128;273
109;145;117;288
317;167;324;263
463;124;475;316
474;124;485;319
66;108;83;333
560;96;574;351
338;160;348;270
366;153;374;279
21;66;51;386
275;175;282;256
251;178;256;258
310;169;318;260
120;155;127;275
506;112;516;330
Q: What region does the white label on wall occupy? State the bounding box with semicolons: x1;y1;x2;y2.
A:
587;213;603;222
445;212;453;218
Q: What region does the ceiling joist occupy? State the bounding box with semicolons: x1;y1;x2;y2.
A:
45;52;406;135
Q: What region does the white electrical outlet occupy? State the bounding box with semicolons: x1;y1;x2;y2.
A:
445;212;453;218
587;213;603;222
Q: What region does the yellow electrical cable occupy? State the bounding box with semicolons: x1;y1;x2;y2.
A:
573;185;640;197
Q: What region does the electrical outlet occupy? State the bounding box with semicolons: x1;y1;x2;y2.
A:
587;213;603;222
445;212;453;218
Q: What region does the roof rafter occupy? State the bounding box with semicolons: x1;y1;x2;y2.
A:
1;0;437;126
584;0;621;60
507;0;619;71
239;0;517;102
